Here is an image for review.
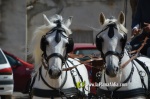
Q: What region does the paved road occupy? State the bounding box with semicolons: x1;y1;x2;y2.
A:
12;92;29;99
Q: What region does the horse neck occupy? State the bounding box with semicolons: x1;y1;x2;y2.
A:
121;49;134;79
104;49;133;83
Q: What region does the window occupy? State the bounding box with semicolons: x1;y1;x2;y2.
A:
5;54;18;66
0;51;7;64
74;49;100;57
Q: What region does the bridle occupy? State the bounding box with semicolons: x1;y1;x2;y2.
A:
96;22;127;64
40;20;71;70
40;22;69;89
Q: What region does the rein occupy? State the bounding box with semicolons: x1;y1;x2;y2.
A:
61;36;149;72
62;54;104;71
120;36;149;69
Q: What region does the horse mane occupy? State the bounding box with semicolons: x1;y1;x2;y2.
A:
29;15;72;70
102;18;128;34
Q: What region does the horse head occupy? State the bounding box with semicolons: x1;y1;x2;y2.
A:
31;14;73;79
96;12;128;77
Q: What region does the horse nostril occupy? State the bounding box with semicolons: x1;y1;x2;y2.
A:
115;67;119;72
49;69;52;75
106;69;110;75
58;70;62;76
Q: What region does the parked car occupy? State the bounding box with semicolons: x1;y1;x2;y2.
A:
0;48;14;99
3;50;34;93
72;43;100;57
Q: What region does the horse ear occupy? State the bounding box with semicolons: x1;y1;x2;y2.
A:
65;16;73;27
118;11;125;25
43;14;52;26
99;13;105;25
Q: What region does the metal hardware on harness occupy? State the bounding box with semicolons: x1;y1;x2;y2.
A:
96;71;102;83
134;58;150;97
71;70;77;76
139;71;146;77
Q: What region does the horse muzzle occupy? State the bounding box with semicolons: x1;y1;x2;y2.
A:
105;66;118;77
48;68;62;79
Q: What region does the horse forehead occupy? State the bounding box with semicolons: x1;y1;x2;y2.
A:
101;30;122;46
46;31;67;43
101;28;120;38
108;28;123;38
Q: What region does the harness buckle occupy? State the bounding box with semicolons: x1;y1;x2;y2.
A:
96;71;102;83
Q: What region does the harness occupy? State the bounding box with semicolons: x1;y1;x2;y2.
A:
95;22;150;99
135;58;150;97
29;21;86;98
96;55;150;99
97;88;146;99
29;59;86;99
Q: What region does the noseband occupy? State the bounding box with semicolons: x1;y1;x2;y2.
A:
104;51;123;62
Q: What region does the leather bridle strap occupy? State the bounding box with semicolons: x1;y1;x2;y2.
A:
46;53;65;64
105;51;122;58
104;51;123;62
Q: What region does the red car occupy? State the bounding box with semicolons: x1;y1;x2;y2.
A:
70;43;102;94
72;43;100;57
3;50;34;93
70;43;101;79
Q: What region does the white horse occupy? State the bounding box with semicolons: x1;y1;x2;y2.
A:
29;14;90;99
95;12;150;99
